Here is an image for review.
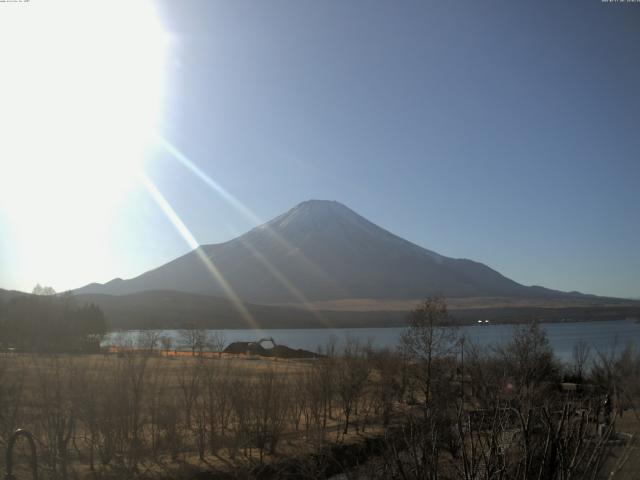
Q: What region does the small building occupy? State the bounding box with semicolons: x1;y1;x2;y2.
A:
223;341;269;356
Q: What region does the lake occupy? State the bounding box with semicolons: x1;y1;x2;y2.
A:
105;319;640;362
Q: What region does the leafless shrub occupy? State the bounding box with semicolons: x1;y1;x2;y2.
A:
336;337;371;435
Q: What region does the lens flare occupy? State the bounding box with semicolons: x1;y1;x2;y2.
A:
138;172;261;330
156;135;344;321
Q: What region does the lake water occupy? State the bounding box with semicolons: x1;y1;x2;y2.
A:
106;319;640;362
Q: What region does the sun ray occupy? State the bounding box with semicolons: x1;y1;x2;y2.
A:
155;135;350;302
155;135;263;226
138;171;261;330
234;234;331;326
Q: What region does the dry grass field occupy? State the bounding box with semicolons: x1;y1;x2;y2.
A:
1;313;639;480
0;350;389;479
274;296;640;312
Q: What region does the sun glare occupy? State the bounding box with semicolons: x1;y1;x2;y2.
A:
0;0;168;289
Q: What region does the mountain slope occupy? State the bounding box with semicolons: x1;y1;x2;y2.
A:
75;200;579;302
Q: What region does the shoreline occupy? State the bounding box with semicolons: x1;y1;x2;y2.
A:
105;314;640;332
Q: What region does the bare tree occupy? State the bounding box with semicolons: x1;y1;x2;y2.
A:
33;357;76;478
336;337;371;435
250;368;289;462
228;376;252;460
202;359;227;454
137;330;161;354
75;357;105;472
401;296;458;407
210;330;226;358
110;330;135;352
196;330;211;356
497;321;559;409
157;396;182;462
178;358;203;429
465;342;509;410
121;353;149;469
147;365;167;459
0;358;24;447
572;339;592;381
371;348;402;426
160;335;173;356
592;342;640;420
298;358;334;450
180;328;210;356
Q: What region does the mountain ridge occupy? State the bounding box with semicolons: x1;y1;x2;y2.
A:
74;200;591;302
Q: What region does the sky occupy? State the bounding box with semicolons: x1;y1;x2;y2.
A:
0;0;639;298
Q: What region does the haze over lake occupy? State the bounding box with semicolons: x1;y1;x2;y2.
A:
107;319;640;362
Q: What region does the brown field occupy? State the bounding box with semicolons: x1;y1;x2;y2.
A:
274;296;639;312
0;350;388;480
1;319;639;480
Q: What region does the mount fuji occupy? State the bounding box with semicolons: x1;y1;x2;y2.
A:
75;200;577;303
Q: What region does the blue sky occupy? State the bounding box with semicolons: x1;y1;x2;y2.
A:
1;0;639;298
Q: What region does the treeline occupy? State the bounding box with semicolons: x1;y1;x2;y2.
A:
0;298;637;479
0;294;107;352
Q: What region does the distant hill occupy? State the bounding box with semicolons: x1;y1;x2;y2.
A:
2;288;638;331
74;290;408;330
0;288;30;302
74;290;640;330
75;200;590;303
